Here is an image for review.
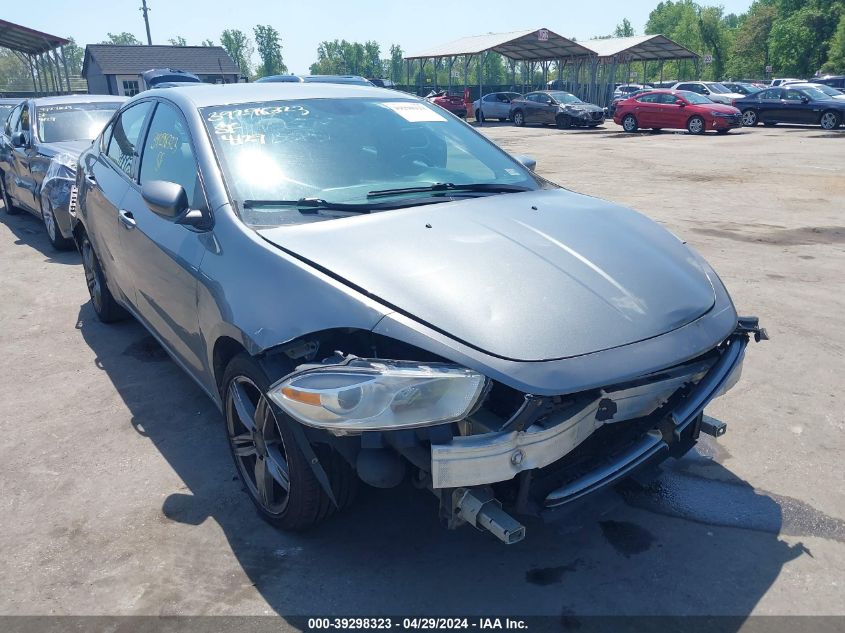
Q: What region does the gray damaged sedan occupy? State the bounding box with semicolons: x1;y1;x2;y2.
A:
72;84;766;543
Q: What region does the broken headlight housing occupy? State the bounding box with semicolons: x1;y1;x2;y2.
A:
267;359;488;431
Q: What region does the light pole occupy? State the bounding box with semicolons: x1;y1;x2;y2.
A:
140;0;152;45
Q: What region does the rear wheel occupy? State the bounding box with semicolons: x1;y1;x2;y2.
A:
222;354;356;531
556;114;571;129
741;109;758;127
0;172;20;215
687;116;705;135
621;114;638;133
80;232;127;323
513;110;525;127
820;110;841;130
41;197;74;251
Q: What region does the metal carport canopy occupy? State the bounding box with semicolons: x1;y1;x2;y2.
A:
0;19;69;55
405;28;595;61
583;34;699;61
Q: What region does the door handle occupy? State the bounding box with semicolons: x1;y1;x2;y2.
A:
118;209;136;229
83;172;96;184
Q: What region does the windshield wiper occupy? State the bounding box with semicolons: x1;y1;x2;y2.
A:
366;183;531;199
242;198;373;214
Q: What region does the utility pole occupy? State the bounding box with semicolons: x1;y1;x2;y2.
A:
140;0;152;45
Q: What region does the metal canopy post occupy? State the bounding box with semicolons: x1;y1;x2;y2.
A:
60;47;71;93
447;56;456;92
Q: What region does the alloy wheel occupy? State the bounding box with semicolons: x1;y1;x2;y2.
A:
741;110;757;126
43;201;57;242
622;115;637;132
688;117;705;134
820;112;838;130
513;112;524;126
81;238;102;313
226;376;291;515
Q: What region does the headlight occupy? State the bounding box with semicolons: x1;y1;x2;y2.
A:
711;111;730;117
267;359;488;431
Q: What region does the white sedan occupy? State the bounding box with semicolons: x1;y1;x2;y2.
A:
671;81;745;105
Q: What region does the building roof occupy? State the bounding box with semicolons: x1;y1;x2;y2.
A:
405;29;594;61
584;34;698;61
82;45;240;77
0;19;69;55
406;30;699;63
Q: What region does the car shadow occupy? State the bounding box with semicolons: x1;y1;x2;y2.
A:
76;304;814;621
0;206;79;265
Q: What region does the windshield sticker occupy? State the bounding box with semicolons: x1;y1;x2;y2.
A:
382;102;447;123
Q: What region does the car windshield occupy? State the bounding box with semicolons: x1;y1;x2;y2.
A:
801;86;834;100
679;91;712;104
202;98;541;226
705;83;731;94
548;91;582;104
805;85;840;97
36;102;121;143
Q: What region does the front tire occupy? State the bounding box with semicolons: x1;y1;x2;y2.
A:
80;232;127;323
741;109;758;127
621;114;638;133
556;114;571;129
222;353;356;531
820;110;841;130
0;172;20;215
41;198;74;250
687;116;706;135
512;110;525;127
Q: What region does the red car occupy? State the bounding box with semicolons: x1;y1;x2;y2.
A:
614;89;742;134
425;90;467;118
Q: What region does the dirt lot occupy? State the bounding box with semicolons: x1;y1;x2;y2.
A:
1;121;843;624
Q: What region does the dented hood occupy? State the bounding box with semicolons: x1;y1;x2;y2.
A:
257;189;716;361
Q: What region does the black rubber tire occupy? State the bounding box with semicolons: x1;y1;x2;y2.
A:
222;353;356;531
475;109;484;123
512;110;525;127
687;116;706;135
556;114;571;129
0;172;20;215
80;231;128;323
41;198;74;251
621;114;638;133
741;109;758;126
820;110;841;130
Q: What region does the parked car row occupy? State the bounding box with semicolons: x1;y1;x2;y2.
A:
0;81;766;544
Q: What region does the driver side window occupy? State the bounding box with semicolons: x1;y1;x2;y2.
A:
5;104;23;136
783;90;803;101
139;102;204;210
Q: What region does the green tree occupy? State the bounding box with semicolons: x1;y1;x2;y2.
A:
726;2;777;78
823;13;845;72
698;5;729;80
101;32;142;45
363;40;382;77
220;29;253;77
64;37;84;75
253;25;287;77
769;5;830;75
168;36;187;47
615;18;636;37
389;44;404;83
0;49;30;91
201;39;215;47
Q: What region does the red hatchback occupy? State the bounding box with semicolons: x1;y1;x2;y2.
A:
614;89;742;134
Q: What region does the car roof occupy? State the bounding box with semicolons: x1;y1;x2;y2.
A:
28;94;127;106
127;81;414;109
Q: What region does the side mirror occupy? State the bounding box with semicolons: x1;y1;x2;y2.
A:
800;96;809;103
11;131;28;148
511;154;537;171
676;99;686;107
142;180;189;219
702;89;710;95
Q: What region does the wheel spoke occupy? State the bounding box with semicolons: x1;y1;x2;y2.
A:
231;433;256;456
254;457;273;506
229;381;257;432
265;447;291;491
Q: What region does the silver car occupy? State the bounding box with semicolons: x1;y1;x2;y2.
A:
471;92;522;122
71;83;765;543
671;81;745;105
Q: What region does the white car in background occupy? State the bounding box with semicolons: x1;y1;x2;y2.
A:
770;78;801;86
612;83;653;100
671;81;745;105
472;91;522;122
782;81;845;100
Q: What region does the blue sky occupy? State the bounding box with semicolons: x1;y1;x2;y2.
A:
5;0;755;74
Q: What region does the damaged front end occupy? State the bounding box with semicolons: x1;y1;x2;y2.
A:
40;153;79;240
266;318;767;544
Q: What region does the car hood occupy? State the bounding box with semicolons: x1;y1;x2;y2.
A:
561;103;603;112
38;139;91;160
705;103;741;114
257;189;716;362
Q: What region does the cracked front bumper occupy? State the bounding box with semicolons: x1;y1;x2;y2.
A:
430;330;750;495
